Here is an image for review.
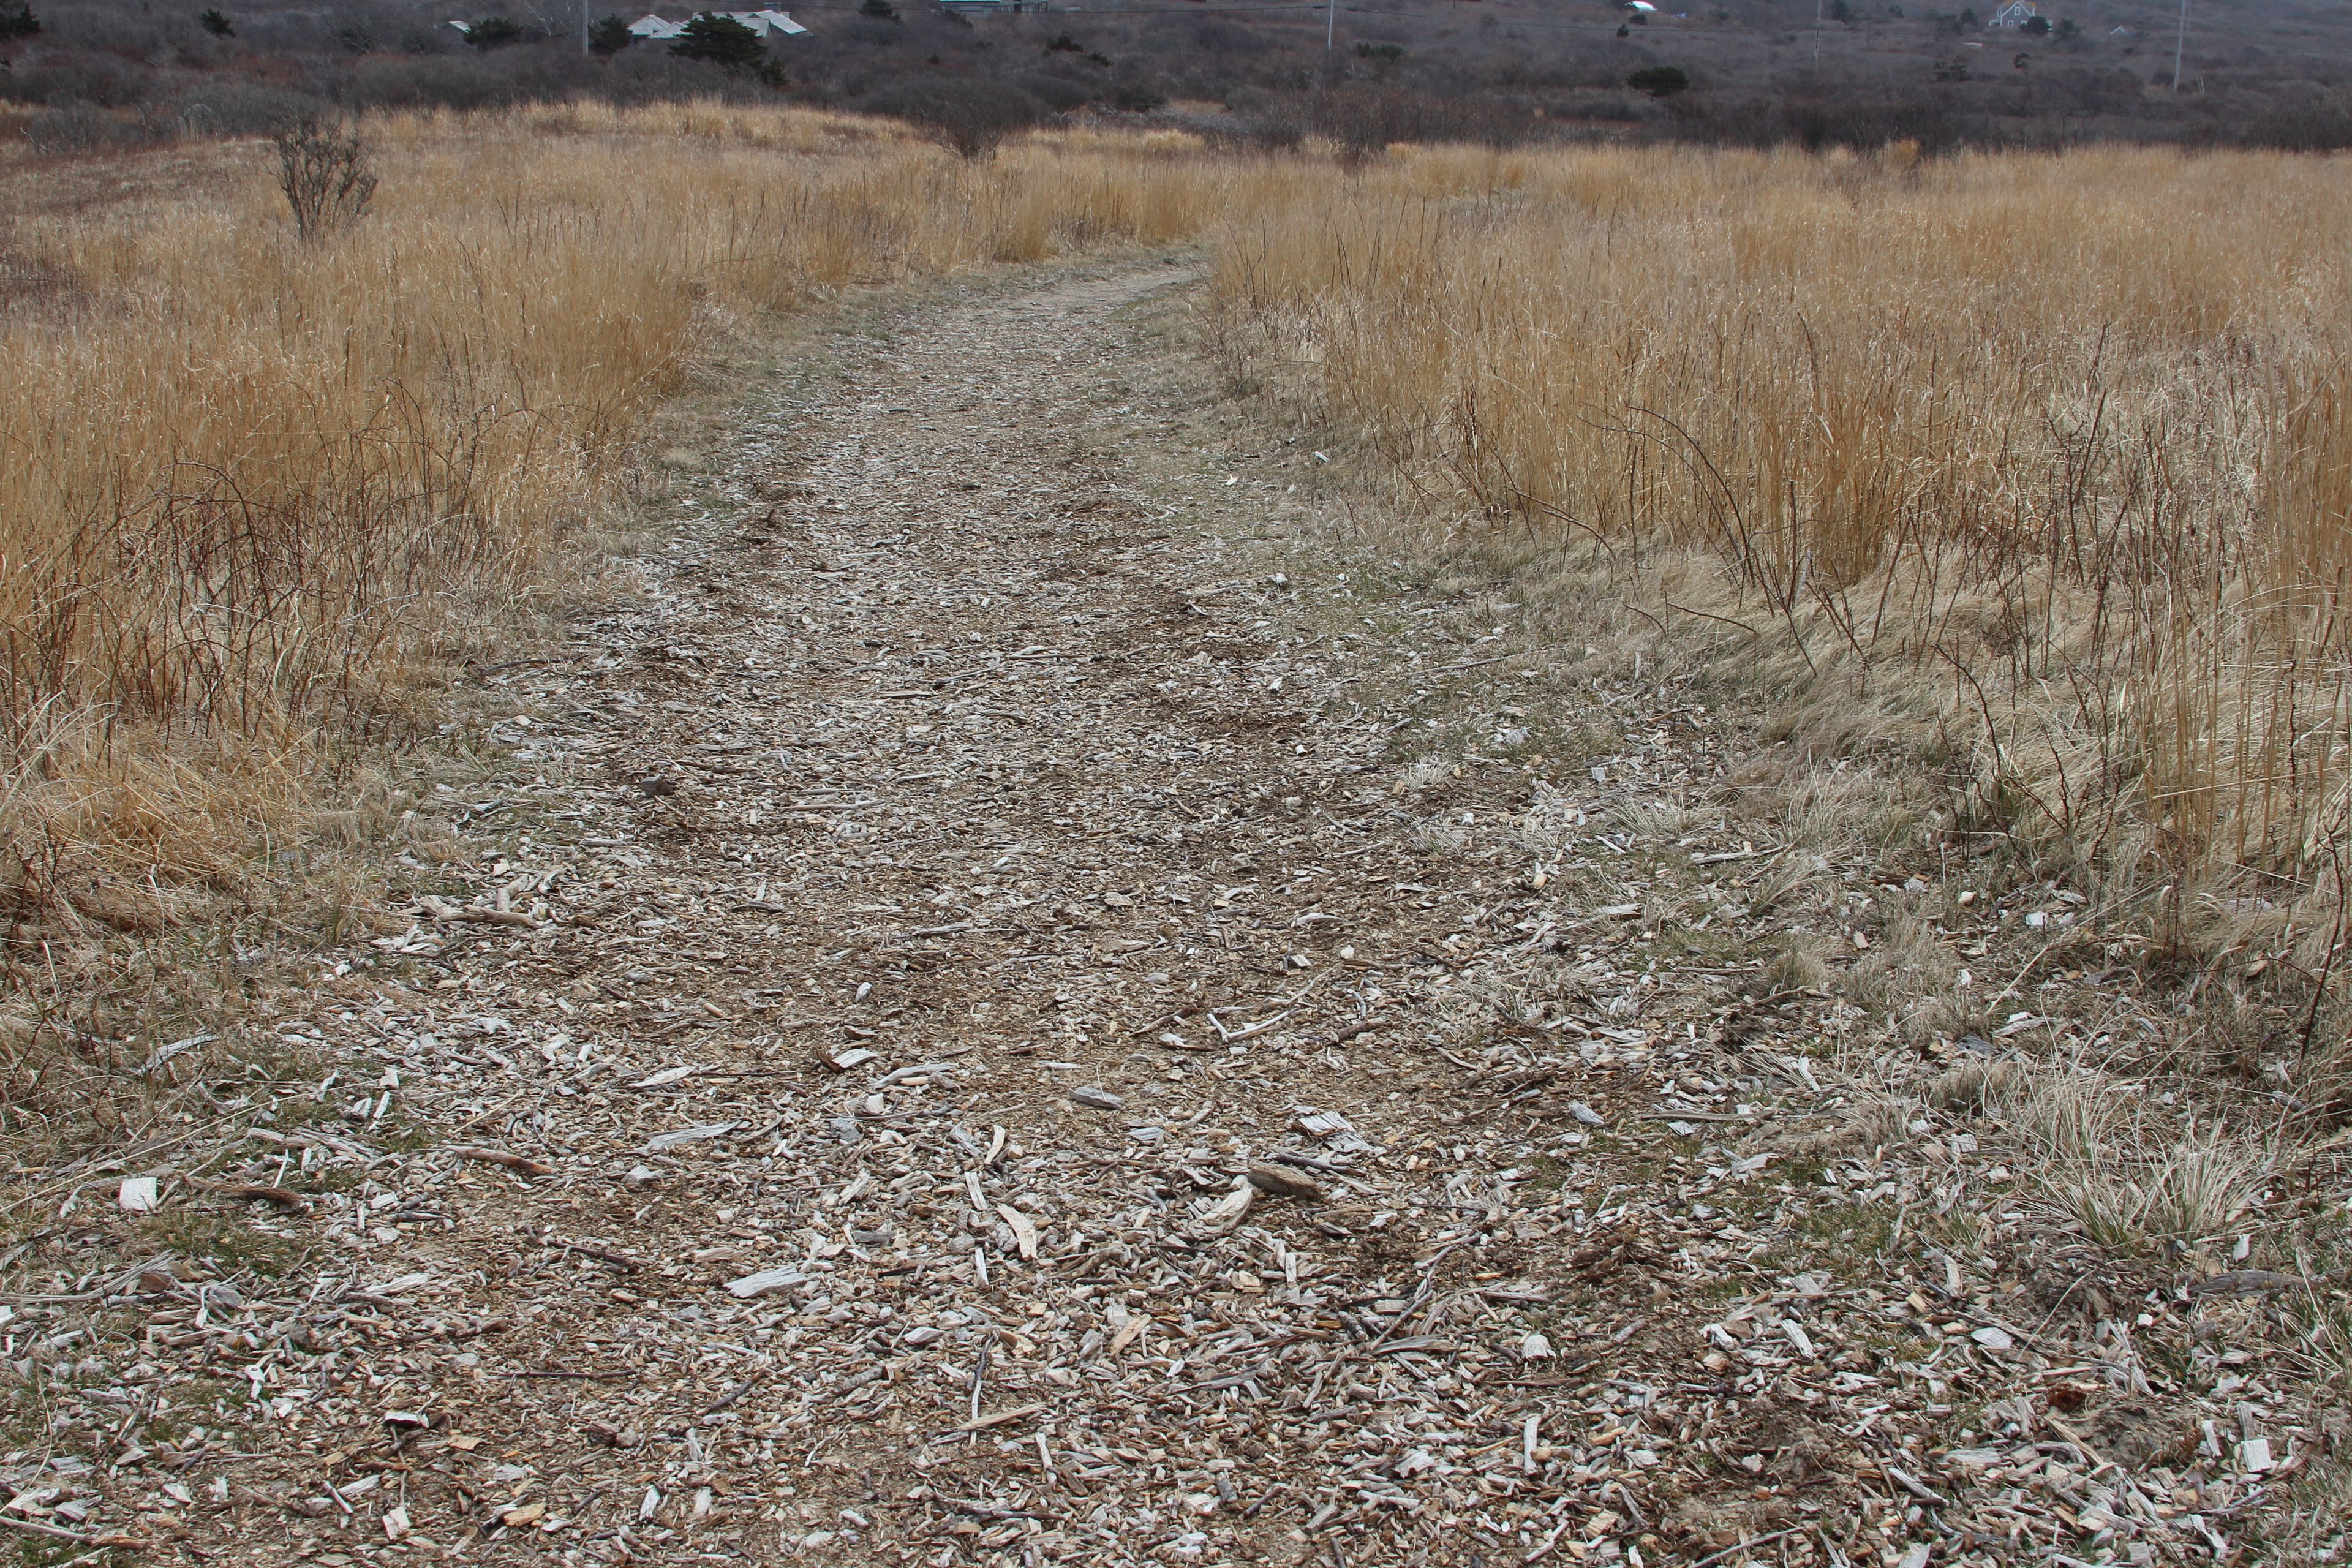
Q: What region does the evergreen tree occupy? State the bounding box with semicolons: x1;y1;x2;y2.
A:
671;12;766;67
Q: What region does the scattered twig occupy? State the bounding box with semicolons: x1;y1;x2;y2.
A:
1688;1528;1806;1568
451;1147;556;1177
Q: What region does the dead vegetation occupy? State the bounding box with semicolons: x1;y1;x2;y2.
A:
0;104;1254;1190
1;113;2348;1566
4;254;2334;1568
1202;142;2352;1273
1206;143;2352;1052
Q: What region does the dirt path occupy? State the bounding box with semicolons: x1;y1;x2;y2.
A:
28;260;2304;1568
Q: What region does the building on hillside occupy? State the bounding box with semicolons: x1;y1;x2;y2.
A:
1986;1;2038;27
627;9;809;38
938;0;1049;15
729;10;808;34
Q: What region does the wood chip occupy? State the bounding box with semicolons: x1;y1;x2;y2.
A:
995;1204;1039;1259
724;1267;809;1299
451;1147;556;1176
1192;1184;1254;1235
953;1402;1047;1433
1246;1161;1323;1201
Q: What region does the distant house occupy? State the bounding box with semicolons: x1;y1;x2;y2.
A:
627;9;808;39
736;8;808;34
1986;1;2037;27
938;0;1048;15
1623;2;1659;12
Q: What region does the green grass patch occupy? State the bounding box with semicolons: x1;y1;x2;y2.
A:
128;1212;303;1278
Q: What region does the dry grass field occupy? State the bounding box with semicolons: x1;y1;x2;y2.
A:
2;111;2348;1561
17;123;2346;978
0;103;1199;927
7;103;2349;1244
1205;142;2352;1063
0;120;1210;947
1198;149;2352;1409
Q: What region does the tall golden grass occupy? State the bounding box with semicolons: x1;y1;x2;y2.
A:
7;113;2350;997
0;104;1264;931
1204;142;2352;978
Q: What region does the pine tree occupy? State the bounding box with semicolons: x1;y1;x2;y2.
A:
671;12;767;67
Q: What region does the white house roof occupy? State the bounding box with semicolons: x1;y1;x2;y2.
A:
629;8;807;37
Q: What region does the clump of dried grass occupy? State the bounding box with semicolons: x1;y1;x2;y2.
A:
1924;1055;2031;1115
1600;795;1686;845
1779;1089;1917;1160
1994;1068;2283;1248
1747;853;1828;920
1761;932;1830;993
1396;758;1454;795
1839;913;1980;1044
1913;1050;2291;1250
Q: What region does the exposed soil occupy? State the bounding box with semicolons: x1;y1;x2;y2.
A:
1;260;2328;1567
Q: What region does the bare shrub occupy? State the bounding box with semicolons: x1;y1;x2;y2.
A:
25;103;144;155
345;54;509;111
2242;81;2352;151
1012;73;1093;115
1308;85;1544;158
857;80;1045;161
171;82;333;137
272;116;379;241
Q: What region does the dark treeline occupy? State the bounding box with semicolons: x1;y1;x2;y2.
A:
5;0;2351;154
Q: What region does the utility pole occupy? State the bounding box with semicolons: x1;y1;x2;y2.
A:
1325;0;1336;54
2171;0;2187;89
582;0;590;55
